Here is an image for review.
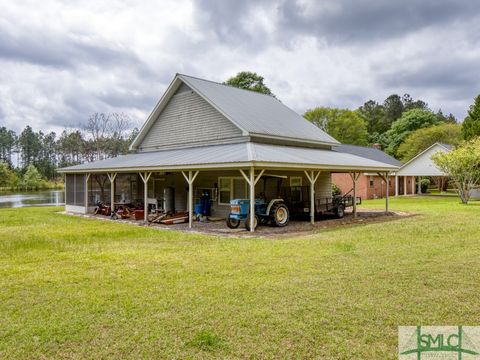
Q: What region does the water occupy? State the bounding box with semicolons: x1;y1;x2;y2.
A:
0;190;65;208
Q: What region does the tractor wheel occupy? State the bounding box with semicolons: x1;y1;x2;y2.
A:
270;203;289;227
245;214;259;231
226;216;241;229
335;204;345;219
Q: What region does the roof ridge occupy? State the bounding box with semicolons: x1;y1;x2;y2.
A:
177;73;280;100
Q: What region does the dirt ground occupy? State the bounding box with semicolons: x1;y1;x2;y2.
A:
65;209;413;238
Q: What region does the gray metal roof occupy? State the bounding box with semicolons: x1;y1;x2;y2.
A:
131;74;339;148
333;144;403;167
59;142;398;173
180;74;339;144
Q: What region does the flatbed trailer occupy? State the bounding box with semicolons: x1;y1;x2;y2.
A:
281;186;361;219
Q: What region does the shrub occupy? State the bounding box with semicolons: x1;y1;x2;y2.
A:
332;183;341;196
420;179;430;193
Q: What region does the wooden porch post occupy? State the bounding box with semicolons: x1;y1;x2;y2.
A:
411;176;415;195
417;176;422;194
84;173;90;214
181;170;199;229
385;172;389;213
304;170;321;225
349;172;360;218
139;172;153;223
107;172;117;215
394;174;398;196
239;168;265;232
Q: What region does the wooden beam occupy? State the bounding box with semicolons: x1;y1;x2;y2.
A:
108;172;117;216
304;170;321;225
139;172;152;223
249;167;255;232
349;172;360;218
182;170;200;228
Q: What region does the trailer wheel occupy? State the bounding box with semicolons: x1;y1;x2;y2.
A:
270;203;290;227
245;214;259;231
335;204;345;219
226;216;240;229
259;217;270;225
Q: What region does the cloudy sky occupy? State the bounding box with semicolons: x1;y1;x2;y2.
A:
1;0;479;134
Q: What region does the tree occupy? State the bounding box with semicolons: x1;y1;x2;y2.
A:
22;164;43;191
462;95;480;140
326;110;368;145
432;138;480;204
357;100;387;134
224;71;275;97
385;109;440;156
18;126;42;168
383;94;404;129
304;107;368;145
0;161;11;187
397;123;462;162
402;94;428;112
303;107;340;131
0;127;17;167
435;109;457;124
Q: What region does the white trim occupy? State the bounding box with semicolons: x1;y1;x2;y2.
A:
65;204;87;214
58;161;397;174
397;142;451;173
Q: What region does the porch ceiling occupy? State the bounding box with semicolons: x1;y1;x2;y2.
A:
58;142;399;174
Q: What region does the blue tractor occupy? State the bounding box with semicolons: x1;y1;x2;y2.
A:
226;198;289;231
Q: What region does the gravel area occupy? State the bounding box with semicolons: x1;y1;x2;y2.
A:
64;209;413;238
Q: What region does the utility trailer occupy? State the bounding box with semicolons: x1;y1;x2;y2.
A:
280;186;361;220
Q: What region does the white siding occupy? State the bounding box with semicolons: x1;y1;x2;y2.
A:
139;87;243;151
397;144;449;176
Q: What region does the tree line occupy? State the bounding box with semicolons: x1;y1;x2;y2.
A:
0;113;138;190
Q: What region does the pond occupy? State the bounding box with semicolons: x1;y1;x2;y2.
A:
0;190;65;208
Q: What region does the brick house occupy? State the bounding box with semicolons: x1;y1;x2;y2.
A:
332;144;414;199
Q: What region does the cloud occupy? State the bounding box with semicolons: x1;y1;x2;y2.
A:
0;0;479;135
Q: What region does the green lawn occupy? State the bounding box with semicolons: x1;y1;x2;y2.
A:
1;197;479;359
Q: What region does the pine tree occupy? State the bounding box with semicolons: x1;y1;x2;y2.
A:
462;95;480;140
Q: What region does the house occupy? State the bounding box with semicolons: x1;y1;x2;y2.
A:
58;74;398;232
332;145;405;200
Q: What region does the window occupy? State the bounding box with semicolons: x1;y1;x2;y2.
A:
369;176;375;188
218;177;247;205
290;176;302;187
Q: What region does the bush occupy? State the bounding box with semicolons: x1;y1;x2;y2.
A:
332;183;341;196
420;179;430;193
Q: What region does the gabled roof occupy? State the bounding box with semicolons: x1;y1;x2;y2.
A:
59;142;398;173
130;74;339;150
333;144;402;167
399;142;452;170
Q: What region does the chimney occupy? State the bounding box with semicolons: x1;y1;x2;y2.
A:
372;143;382;150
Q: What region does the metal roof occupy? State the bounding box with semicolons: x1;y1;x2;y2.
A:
130;74;339;150
180;74;339;144
59;142;398;173
333;144;403;167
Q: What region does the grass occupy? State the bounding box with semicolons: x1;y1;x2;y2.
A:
0;196;479;358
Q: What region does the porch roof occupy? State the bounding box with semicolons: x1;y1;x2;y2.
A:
58;142;399;173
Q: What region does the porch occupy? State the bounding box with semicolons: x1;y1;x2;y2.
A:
64;166;394;233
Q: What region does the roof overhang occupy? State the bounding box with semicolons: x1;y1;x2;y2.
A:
58;142;398;174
